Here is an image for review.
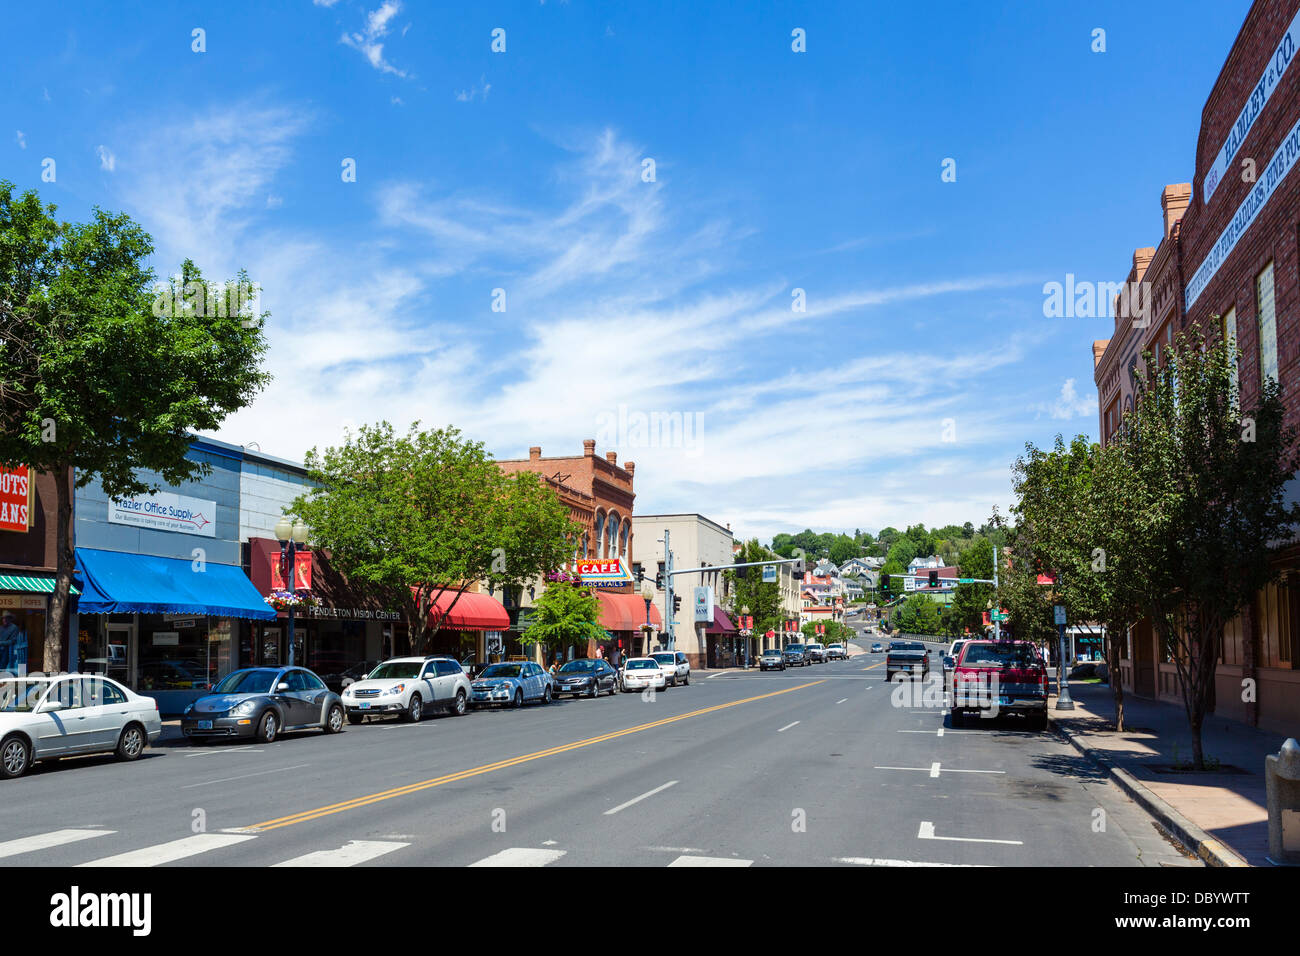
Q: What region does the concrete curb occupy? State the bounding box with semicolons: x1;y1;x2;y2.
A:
1048;711;1249;867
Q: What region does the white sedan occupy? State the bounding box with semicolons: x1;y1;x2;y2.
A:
0;675;163;779
620;658;668;692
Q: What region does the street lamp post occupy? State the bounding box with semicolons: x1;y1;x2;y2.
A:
274;516;310;667
641;579;655;658
740;604;751;668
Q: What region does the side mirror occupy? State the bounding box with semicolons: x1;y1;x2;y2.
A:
39;699;65;713
276;682;290;692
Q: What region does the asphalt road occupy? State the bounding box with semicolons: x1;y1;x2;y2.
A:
0;637;1197;868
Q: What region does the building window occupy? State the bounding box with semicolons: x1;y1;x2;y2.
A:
1256;261;1278;387
1221;306;1238;404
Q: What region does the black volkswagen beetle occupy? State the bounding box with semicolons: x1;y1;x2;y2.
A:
181;666;344;743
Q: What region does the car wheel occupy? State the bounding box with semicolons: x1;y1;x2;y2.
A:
257;710;278;743
347;713;365;725
452;690;467;716
404;694;423;723
324;704;345;734
951;710;964;728
0;735;30;778
683;672;690;686
513;688;524;708
115;723;145;760
587;682;598;699
542;686;552;705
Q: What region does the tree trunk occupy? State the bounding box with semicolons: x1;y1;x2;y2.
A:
1106;621;1126;733
44;467;75;673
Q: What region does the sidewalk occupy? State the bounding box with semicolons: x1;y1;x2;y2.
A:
1047;679;1290;867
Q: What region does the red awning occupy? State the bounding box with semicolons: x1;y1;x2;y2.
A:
424;589;510;631
596;592;663;632
704;607;736;634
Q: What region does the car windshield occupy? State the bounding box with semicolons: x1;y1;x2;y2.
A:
480;664;522;678
627;660;658;670
786;644;804;652
0;680;49;713
559;660;597;673
212;669;280;694
368;661;423;680
762;649;781;656
961;643;1041;667
652;654;675;664
892;642;925;651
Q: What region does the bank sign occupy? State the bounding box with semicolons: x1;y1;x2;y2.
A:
108;491;216;537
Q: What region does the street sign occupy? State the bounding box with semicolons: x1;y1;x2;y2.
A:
762;565;777;583
991;611;1009;622
959;578;975;584
1054;605;1067;626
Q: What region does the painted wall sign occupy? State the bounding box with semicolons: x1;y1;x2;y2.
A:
0;465;31;534
1203;7;1300;203
1187;110;1300;309
108;490;217;537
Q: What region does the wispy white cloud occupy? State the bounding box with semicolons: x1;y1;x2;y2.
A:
455;75;491;102
341;1;408;77
1036;378;1096;420
96;144;115;171
15;130;26;150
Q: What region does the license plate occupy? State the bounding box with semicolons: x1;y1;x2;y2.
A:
197;720;213;730
359;702;370;709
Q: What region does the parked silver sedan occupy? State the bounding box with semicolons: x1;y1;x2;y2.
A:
0;675;162;779
470;661;553;707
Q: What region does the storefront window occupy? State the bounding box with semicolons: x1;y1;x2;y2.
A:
0;599;42;676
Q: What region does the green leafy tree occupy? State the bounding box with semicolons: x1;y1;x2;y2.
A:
290;422;578;655
886;537;918;569
829;534;859;565
0;184;271;669
521;580;607;654
1104;330;1300;767
896;592;942;635
725;539;783;633
949;537;995;636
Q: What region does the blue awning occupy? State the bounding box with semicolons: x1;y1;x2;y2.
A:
74;548;277;620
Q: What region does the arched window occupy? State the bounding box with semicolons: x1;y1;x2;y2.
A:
594;511;606;558
620;520;630;560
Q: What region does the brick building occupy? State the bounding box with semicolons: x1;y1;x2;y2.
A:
1092;0;1300;735
497;440;659;661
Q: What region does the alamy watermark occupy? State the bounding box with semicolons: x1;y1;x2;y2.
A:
1043;275;1153;328
595;405;704;457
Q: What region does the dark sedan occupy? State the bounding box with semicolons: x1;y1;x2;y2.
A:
181;667;344;743
552;659;619;698
783;643;811;667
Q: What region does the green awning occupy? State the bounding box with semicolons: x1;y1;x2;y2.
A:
0;574;78;595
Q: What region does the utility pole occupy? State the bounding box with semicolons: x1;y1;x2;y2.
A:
662;530;674;651
992;545;1000;640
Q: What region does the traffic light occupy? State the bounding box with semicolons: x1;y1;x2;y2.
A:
735;565;748;579
655;570;665;589
928;570;939;588
672;595;681;614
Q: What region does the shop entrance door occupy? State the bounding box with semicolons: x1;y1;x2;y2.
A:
105;623;135;688
261;626;283;667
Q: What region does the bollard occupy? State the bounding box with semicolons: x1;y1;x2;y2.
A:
1266;737;1300;865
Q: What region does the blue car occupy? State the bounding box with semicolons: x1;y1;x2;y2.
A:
470;662;553;708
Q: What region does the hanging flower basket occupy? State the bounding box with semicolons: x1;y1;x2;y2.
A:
265;590;320;611
544;571;580;584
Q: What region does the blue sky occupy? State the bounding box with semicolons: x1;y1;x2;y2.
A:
2;0;1254;542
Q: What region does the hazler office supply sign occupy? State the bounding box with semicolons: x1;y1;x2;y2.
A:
108;490;216;537
0;465;31;533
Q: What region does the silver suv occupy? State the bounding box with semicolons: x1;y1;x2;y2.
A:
340;656;472;723
651;650;691;686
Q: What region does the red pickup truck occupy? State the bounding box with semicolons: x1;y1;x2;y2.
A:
950;639;1048;730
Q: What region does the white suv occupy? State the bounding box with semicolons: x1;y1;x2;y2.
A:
651;650;690;686
340;656;471;723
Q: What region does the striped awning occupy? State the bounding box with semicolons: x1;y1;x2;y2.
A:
0;574;78;595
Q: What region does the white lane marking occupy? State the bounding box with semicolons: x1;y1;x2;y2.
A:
836;698;848;704
835;856;990;868
79;833;256;867
875;766;1006;775
938;727;944;737
604;780;679;816
668;855;752;867
917;821;1022;845
898;730;976;735
469;847;566;867
776;721;799;732
272;840;408;867
639;846;707;853
181;748;266;757
0;829;114;860
181;763;312;788
542;840;558;846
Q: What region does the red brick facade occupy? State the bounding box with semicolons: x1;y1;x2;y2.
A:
1092;0;1300;734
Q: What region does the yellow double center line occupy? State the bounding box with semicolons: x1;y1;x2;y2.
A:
241;679;826;832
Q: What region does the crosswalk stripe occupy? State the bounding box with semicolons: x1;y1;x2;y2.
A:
78;833;256;867
835;856;990;867
667;855;752;867
272;840;409;867
0;829;115;860
469;847;566;867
